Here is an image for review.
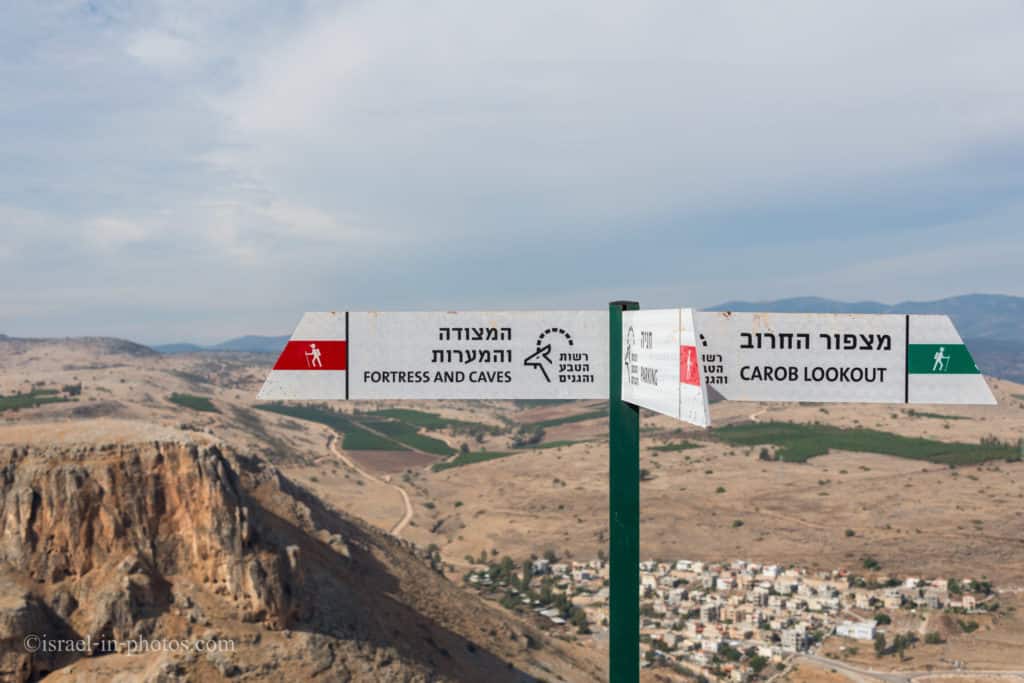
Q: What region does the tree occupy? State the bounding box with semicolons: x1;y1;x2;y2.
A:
874;634;886;657
497;556;516;582
959;619;979;634
720;644;742;662
520;560;533;590
570;606;590;633
891;632;917;660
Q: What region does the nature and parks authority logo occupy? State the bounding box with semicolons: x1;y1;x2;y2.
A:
524;327;595;384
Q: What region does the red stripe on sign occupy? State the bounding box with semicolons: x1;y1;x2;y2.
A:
680;345;700;386
273;340;347;371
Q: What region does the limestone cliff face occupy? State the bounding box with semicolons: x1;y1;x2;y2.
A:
0;444;295;633
0;443;601;682
0;443;301;680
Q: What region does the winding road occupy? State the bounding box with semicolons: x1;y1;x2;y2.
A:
328;432;415;538
799;653;1024;683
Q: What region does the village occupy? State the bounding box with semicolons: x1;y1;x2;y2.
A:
464;555;998;681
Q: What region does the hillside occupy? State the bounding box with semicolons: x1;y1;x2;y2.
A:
0;335;159;360
2;334;1022;680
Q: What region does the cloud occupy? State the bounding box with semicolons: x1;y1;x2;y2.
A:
87;217;151;247
124;29;196;70
1;1;1023;342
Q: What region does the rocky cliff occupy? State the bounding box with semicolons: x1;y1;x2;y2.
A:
0;443;600;682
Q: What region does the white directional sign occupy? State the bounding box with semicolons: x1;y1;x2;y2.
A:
621;309;710;427
259;310;995;410
694;312;995;405
259;311;609;400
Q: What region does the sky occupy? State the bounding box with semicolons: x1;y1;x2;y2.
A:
2;1;1023;344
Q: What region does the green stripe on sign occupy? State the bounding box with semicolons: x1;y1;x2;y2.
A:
908;344;979;374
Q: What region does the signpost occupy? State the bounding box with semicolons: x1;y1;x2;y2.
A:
260;306;996;683
622;308;711;426
694;312;995;405
260;310;608;401
609;302;640;683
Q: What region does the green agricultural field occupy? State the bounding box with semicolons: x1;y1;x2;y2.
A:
650;441;701;452
366;408;495;434
0;388;70;413
340;428;404;451
168;393;219;413
712;421;1018;466
533;440;583;449
514;399;576;408
432;452;513;472
360;416;455;455
525;409;606;429
256;403;405;451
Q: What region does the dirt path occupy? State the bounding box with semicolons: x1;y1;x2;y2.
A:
328;433;415;538
800;653;1024;683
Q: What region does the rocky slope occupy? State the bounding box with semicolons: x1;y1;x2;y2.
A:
0;442;601;682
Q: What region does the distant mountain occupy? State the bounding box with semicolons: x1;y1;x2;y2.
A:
0;335;159;358
708;293;1024;383
709;294;1024;341
155;335;289;355
211;335;290;353
152;342;205;354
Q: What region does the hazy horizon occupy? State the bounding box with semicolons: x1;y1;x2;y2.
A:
0;290;1019;347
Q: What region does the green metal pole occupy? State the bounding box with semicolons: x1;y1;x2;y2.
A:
609;300;639;683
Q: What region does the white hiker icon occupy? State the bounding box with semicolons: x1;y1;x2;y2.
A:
305;343;323;368
684;348;696;380
932;346;950;372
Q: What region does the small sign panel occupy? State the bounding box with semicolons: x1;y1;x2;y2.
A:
260;311;609;400
694;312;995;405
679;309;711;425
621;309;711;427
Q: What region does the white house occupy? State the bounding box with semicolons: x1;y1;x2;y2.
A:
836;620;877;641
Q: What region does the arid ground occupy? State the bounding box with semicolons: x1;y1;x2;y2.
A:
2;336;1022;680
